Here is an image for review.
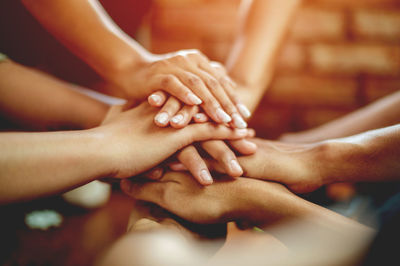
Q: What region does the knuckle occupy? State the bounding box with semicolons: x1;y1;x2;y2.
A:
150;60;169;70
172;54;187;64
160;74;175;87
206;77;220;90
219;76;231;89
202;97;218;108
186;75;202;87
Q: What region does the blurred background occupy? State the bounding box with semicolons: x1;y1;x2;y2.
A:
0;0;399;265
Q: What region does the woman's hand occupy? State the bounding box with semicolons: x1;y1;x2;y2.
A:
133;54;251;128
95;102;251;179
168;139;257;185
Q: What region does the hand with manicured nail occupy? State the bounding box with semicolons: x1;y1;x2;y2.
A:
98;102;251;179
148;90;251;129
169;139;257;185
147;57;252;129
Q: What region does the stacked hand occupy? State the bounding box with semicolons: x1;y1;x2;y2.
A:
113;50;251;127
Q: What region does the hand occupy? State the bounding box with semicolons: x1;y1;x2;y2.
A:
112;50;250;126
206;138;327;193
169;139;257;185
121;171;295;225
95;102;251;179
148;91;250;129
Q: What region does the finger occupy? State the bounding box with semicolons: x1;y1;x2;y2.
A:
177;145;214;185
201;140;243;177
156;74;202;106
192;69;247;129
148;91;167;107
178;124;249;147
193;112;209;123
170;105;199;129
228;139;257;155
143;167;165;180
247;128;256;138
176;71;232;124
154;96;181;127
209;62;252;119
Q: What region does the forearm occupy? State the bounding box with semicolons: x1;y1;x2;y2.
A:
282;90;400;143
0;129;111;204
21;0;151;94
231;179;374;240
226;0;301;111
0;59;109;130
322;124;400;184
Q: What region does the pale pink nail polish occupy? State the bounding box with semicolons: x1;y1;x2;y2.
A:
200;169;213;184
149;94;161;105
155;112;169;125
194;113;207;122
232;113;247;129
216;108;232;123
171;114;184;124
187;94;202;105
237;104;251;118
230;160;242;174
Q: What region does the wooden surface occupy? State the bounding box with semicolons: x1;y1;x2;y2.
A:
0;187;133;266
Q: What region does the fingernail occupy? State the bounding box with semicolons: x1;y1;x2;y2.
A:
243;140;258;150
216;108;232;123
237;104;251;118
232;113;247;129
187;94;202;105
149;94;161;105
230;159;242;174
200;169;213;184
171;114;184;124
194;113;207;122
155;112;169;125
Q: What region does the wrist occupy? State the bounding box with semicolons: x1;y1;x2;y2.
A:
82;128;117;179
315;140;368;185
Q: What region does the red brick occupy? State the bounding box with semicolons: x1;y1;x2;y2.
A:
290;8;346;41
364;78;400;102
149;2;238;41
295;107;353;129
352;9;400;42
266;75;358;107
248;105;293;139
150;36;204;54
309;44;400;75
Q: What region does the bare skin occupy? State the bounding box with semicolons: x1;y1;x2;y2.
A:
21;0;246;125
146;0;301;185
118;174;375;266
0;102;250;204
280;91;400;143
0;59;108;131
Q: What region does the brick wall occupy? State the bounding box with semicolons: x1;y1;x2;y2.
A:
141;0;400;139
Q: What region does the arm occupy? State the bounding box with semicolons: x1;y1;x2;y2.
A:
224;125;400;193
280;90;400;143
0;59;108;130
0;102;249;204
227;0;301;110
122;172;375;265
21;0;246;126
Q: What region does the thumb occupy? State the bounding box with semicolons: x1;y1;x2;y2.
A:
121;179;164;205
